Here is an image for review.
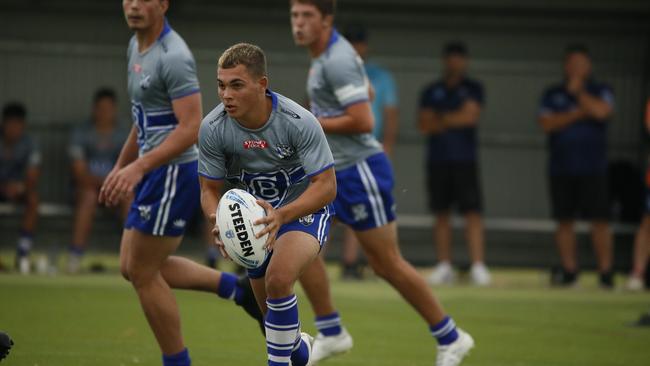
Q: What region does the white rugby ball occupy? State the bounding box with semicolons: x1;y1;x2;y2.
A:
216;189;269;269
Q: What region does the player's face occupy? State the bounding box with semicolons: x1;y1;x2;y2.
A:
290;3;330;46
217;65;267;120
123;0;168;31
93;98;117;126
565;53;592;80
1;118;25;142
444;54;468;77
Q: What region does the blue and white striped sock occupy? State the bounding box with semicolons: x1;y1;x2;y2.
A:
216;272;243;303
430;316;459;345
315;312;342;336
290;332;310;366
266;295;301;366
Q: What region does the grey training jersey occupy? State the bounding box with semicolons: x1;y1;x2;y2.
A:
0;135;40;183
127;21;200;164
198;91;334;208
307;30;382;169
68;122;128;178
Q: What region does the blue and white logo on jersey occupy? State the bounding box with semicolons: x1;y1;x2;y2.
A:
275;144;296;160
299;214;314;226
140;73;152;90
240;169;291;207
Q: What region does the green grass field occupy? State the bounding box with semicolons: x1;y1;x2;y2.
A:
1;264;649;366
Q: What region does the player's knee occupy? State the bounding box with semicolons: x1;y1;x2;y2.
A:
265;271;294;298
125;265;154;289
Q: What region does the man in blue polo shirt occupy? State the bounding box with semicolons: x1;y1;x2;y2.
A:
418;42;490;286
538;44;614;288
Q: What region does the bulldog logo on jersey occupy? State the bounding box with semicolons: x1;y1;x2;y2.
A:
140;73;151;90
275;144;295;160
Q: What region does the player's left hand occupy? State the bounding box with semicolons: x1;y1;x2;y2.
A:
100;161;144;207
254;200;283;251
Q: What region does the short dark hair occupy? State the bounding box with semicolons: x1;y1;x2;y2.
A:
443;41;468;57
290;0;336;16
2;102;27;122
218;43;267;79
93;87;117;104
565;43;590;58
343;23;368;43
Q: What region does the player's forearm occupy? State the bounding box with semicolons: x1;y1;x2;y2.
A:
276;169;336;224
418;110;444;134
199;177;224;220
440;102;481;128
114;127;139;169
578;93;612;120
319;114;373;134
538;109;585;133
137;123;198;173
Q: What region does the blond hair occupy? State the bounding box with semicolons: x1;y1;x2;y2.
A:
218;43;267;79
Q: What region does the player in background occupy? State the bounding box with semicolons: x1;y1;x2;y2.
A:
0;102;40;275
340;23;400;280
67;88;129;273
198;43;337;366
99;2;262;365
290;1;474;365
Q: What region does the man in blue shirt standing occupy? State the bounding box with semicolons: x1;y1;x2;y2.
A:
341;24;399;280
539;45;614;288
418;42;490;286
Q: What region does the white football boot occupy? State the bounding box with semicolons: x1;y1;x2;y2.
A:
428;262;456;285
310;328;353;364
625;276;644;292
436;329;474;366
470;262;492;286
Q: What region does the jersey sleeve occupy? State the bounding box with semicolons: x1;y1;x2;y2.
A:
598;84;615;107
419;85;436;109
468;81;485;105
325;54;369;108
294;116;334;178
161;49;200;100
197;119;226;180
68;126;86;161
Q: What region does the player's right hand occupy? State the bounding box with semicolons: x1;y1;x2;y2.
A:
209;213;229;259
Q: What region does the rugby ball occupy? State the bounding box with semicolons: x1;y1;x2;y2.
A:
216;189;269;269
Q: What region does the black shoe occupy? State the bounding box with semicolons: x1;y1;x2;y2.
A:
599;271;615;289
341;263;363;281
234;275;265;335
633;311;650;327
0;331;13;361
550;267;578;287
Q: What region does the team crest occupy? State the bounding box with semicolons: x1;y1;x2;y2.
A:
299;214;315;226
224;230;235;239
138;205;151;222
275;144;295;160
140;73;151;90
352;204;368;222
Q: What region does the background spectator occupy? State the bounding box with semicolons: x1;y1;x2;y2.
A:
538;44;615;288
67;88;128;273
418;42;490;286
0;102;41;274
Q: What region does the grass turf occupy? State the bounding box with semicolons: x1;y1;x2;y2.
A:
0;266;649;366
